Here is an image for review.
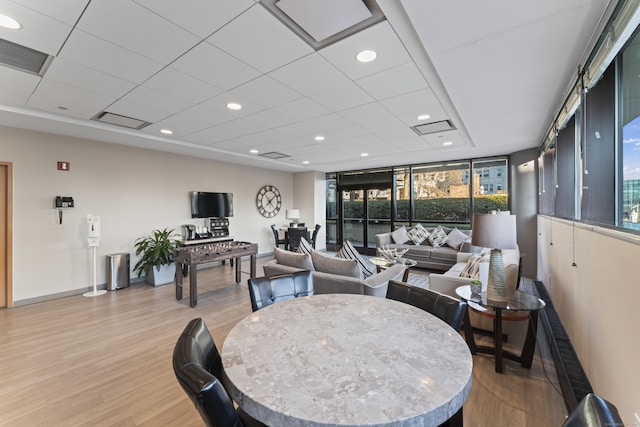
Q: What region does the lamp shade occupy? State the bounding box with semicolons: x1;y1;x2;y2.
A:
471;212;517;250
286;209;300;220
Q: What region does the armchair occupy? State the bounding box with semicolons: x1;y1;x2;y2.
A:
247;270;314;311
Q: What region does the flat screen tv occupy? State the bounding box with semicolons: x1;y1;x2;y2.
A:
190;191;233;218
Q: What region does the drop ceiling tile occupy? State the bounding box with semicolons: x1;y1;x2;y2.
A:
171;42;260;90
0;1;73;56
245;109;296;128
397;106;449;127
44;58;137;98
380;89;442;116
132;0;254;38
178;104;236;127
116;86;192;118
356;62;429;101
274;121;318;137
0;66;40;105
10;0;90;26
142;67;223;104
230;75;302;109
302;113;352;131
272;97;330;121
200;92;265;117
339;102;405;133
187;119;267;145
141;115;213;138
270;53;372;111
207;4;313;73
77;0;200;64
327;124;368;139
27;79;115;119
107;99;170;123
377;126;420;142
58;30;163;83
319;21;412;81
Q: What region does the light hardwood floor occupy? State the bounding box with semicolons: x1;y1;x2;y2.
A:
0;257;568;426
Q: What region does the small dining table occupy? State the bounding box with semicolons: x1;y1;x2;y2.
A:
221;294;473;427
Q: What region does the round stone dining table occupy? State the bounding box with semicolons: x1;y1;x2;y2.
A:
221;294;473;427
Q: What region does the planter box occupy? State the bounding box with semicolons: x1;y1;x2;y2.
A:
146;263;176;286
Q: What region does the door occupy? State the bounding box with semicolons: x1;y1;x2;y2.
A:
0;162;11;308
341;187;391;254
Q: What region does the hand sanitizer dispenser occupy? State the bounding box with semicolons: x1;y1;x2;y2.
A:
87;214;100;247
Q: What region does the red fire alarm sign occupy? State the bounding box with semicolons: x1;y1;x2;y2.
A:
57;161;70;171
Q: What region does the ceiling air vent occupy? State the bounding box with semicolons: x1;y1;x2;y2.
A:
411;120;456;136
260;151;290;160
92;112;152;130
0;37;53;76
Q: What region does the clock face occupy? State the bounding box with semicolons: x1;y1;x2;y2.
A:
256;185;282;218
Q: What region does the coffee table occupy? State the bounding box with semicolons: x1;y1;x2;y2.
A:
369;257;417;282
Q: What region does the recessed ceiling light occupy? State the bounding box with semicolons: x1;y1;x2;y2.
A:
0;14;21;30
227;102;242;110
361;153;369;157
160;129;173;135
302;160;310;165
314;135;325;142
442;141;453;146
417;114;431;121
250;149;259;154
356;50;377;63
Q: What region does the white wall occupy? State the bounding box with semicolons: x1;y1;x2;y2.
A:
292;171;327;250
1;125;300;303
537;215;640;425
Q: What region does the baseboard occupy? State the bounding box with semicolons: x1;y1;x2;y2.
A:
534;280;593;413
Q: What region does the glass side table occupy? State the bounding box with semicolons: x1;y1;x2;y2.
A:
456;285;546;373
369;257;417;282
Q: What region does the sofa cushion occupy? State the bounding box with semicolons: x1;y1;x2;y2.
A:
407;223;429;245
446;227;470;250
391;226;410;244
459;253;488;278
336;240;375;278
296;237;314;255
427;225;448;248
274;247;314;270
311;250;360;278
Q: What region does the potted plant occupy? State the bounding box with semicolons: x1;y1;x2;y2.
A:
133;227;182;286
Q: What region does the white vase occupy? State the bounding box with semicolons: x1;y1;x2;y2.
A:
146;263;176;286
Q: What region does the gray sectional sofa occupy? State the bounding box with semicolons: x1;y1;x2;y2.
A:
374;225;473;271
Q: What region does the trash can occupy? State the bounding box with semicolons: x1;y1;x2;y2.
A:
106;253;130;290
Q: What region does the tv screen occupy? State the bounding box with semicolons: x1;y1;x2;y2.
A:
190;192;233;218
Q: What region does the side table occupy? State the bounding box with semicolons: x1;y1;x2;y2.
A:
456;285;546;373
369;257;417;282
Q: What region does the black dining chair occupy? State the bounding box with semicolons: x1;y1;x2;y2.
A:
386;280;468;331
270;224;287;250
247;271;314;311
309;224;322;249
562;393;623;427
286;226;309;252
173;318;266;427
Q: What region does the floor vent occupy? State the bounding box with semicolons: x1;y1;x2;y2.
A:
534;281;593;413
0;37;53;76
92;112;152;130
411;120;456;136
259;151;290;160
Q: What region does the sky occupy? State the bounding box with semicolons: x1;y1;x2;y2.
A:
623;115;640;180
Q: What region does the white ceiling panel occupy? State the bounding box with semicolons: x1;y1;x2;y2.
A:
132;0;254;39
0;1;73;55
142;67;223;104
207;4;313;73
58;30;163;83
171;41;261;90
106;99;171;124
27;79;115;119
272;97;331;121
177;104;236;127
115;86;192;116
140;115;213;138
44;58;137;98
244;109;296;128
187;119;267;145
381;89;441;117
230;75;302;109
9;0;90;26
319;21;412;80
356;62;429;101
339;102;406;133
0;65;40;102
302;113;352;131
200;92;265;117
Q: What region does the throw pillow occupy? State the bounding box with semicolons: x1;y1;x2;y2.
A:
407;223;430;245
459;253;488;278
296;237;314;255
274;247;314;270
390;226;410;244
427;225;448;248
446;228;470;250
336;240;375;278
310;250;360;278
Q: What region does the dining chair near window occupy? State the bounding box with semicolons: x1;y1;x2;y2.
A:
386;280;468;331
286;226;308;252
172;318;266;427
270;224;286;250
247;271;314;312
309;224;322;248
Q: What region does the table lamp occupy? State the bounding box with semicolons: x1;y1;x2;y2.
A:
471;211;517;302
286;209;300;226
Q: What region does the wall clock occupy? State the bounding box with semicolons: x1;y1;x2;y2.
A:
256;185;282;218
